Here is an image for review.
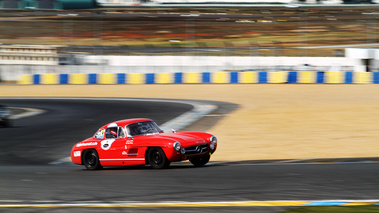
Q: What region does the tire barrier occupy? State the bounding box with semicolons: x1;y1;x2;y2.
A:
18;71;379;85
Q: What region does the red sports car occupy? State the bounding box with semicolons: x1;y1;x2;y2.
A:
71;118;217;170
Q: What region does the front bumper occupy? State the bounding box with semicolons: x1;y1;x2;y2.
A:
166;144;216;162
182;144;209;155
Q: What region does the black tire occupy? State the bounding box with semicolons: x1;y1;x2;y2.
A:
147;148;170;169
83;149;102;170
189;154;210;167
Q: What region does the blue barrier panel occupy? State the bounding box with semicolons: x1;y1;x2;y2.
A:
88;73;97;84
59;74;68;84
174;72;182;84
202;72;210;83
230;72;239;83
316;72;324;84
117;73;126;84
287;71;297;83
373;72;379;84
345;72;353;84
33;74;40;85
145;73;155;84
258;72;267;83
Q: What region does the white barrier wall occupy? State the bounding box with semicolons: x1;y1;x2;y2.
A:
0;56;359;82
86;55;356;70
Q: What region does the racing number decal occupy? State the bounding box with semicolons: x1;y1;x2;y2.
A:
101;139;115;150
125;140;133;149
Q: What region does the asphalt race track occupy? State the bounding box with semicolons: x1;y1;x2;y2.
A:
0;98;379;213
0;98;195;165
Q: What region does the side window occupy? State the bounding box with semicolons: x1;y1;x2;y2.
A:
94;129;105;139
106;127;118;139
128;123;140;136
118;126;125;138
105;126;126;139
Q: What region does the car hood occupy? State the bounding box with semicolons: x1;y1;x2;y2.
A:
145;133;206;147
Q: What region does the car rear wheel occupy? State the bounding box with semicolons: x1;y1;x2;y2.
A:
189;154;210;167
83;149;102;170
148;148;170;169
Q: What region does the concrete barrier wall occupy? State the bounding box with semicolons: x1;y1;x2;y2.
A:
0;56;360;82
87;56;356;69
18;71;379;85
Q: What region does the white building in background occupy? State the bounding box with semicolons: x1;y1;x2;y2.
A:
346;48;379;72
0;45;61;66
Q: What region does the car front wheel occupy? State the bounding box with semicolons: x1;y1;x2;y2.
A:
148;148;170;169
189;154;210;167
83;149;102;170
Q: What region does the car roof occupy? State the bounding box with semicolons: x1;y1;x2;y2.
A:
102;118;153;128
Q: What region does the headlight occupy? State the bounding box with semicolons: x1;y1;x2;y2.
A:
210;136;217;144
173;141;181;152
210;136;217;150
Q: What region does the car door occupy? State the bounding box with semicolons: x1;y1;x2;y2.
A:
124;124;148;161
100;126;127;163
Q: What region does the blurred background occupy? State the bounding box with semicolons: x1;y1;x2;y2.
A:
0;0;378;82
1;2;379;212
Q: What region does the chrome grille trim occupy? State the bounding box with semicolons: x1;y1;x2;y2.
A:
183;145;208;155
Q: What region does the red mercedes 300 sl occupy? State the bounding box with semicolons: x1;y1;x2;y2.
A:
71;118;217;170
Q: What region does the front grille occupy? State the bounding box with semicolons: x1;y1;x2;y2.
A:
184;145;208;155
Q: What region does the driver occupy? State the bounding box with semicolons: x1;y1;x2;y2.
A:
110;129;117;138
106;127;118;138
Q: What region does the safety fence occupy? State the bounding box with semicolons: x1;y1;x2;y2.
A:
18;71;379;85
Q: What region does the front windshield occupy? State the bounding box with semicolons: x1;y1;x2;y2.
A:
128;121;162;137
